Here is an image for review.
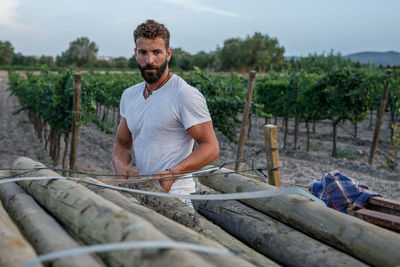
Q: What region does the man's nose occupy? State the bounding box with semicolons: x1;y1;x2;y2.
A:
145;53;155;65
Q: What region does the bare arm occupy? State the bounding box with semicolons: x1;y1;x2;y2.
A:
111;117;138;178
157;121;219;191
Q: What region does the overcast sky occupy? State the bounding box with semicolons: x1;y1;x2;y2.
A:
1;0;399;58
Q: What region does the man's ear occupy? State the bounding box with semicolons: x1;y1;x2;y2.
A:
134;47;137;58
167;47;172;61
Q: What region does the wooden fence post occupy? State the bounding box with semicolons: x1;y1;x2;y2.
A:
69;73;81;175
235;71;256;171
369;69;392;165
264;124;281;187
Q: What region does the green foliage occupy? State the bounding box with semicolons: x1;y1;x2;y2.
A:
0;40;15;65
219;32;285;72
290;51;354;72
8;67;96;134
387;123;400;169
60;37;99;67
183;67;247;142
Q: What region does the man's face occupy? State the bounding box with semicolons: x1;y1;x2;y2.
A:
135;37;172;84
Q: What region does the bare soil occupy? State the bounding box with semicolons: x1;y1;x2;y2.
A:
1;76;399;200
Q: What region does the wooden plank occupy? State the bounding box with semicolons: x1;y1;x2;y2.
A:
193;189;366;267
0;171;42;267
124;179;278;267
196;168;400;267
235;70;256;171
12;157;212;267
264;124;281;186
351;208;400;233
366;196;400;216
81;177;255;267
0;180;104;267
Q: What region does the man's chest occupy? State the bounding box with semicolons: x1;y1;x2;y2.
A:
125;95;183;138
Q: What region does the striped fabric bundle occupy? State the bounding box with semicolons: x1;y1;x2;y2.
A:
308;170;380;213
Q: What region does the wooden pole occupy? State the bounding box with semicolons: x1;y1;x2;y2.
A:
197;168;400;267
70;73;81;175
81;177;256;267
264;124;281;187
235;71;256;171
0;180;102;267
193;189;366;267
369;69;392;165
124;180;276;266
0;173;42;267
12;157;210;267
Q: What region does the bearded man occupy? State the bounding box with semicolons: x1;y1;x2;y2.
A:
111;20;219;204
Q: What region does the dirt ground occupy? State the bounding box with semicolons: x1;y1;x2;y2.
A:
1;76;399;200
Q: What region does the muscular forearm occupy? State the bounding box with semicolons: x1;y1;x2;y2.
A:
170;141;219;174
112;143;132;171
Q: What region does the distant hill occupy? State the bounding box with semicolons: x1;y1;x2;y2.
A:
345;51;400;66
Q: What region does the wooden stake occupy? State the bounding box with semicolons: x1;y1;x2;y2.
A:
70;73;81;175
264;124;281;187
235;71;256;171
369;69;392;165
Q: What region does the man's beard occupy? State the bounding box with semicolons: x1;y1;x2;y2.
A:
138;57;168;84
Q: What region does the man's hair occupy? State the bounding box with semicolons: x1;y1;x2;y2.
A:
134;19;170;49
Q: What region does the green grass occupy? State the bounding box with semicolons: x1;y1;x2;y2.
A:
310;141;325;152
335;146;358;160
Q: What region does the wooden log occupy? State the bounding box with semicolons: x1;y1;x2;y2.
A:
70;73;81;174
125;180;277;267
11;157;212;267
0;171;42;267
264;125;281;187
193;189;366;267
0;181;104;267
80;177;255;267
369;69;392;164
235;70;256;171
197;168;400;267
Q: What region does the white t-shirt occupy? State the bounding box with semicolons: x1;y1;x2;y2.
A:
120;74;211;191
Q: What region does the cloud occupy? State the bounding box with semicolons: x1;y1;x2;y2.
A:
159;0;243;17
0;0;36;32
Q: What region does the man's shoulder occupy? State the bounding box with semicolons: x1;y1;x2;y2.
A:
172;74;201;96
122;81;145;98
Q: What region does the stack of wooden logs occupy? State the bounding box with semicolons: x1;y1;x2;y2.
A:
1;157;400;266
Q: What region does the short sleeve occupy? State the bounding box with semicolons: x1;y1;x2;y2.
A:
120;89;128;118
177;86;212;130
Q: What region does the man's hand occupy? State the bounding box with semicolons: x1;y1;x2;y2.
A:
114;164;139;179
153;170;175;192
112;117;137;179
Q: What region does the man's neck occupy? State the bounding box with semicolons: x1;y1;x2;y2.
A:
146;69;171;93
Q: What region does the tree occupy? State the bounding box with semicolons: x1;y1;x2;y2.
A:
61;37;98;67
112;57;129;68
218;33;285;72
128;55;138;69
0;40;15;65
169;48;193;71
192;51;214;70
39;55;55;67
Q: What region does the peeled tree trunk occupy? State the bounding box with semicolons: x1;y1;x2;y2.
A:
11;157;212;267
0;180;103;267
126;179;277;267
0;171;42;267
81;177;255;267
196;168;400;267
193;188;366;267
